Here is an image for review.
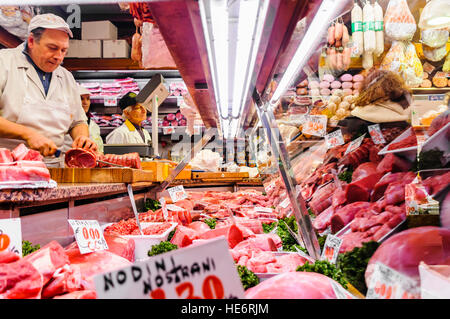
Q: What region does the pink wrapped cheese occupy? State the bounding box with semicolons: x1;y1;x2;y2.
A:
341;82;353;89
340;74;353;82
323;74;335;82
353;74;364;82
330;81;342;89
319;81;331;89
320;88;331;96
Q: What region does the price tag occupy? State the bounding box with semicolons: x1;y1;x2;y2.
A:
325;129;345;149
166;204;184;212
163;126;175;135
167;185;188;202
68;220;108;255
344;133;366;155
104;96;118;107
302;115;328;137
320;234;342;264
331;281;357;299
159;197;168;220
194;126;201;135
94;237;245;299
0;218;22;257
254;207;273;213
368;124;386;144
279;197;290;209
366;262;420;299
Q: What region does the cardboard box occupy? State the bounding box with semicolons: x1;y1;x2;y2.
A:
66;40;102;58
102;40;130;58
81;20;117;40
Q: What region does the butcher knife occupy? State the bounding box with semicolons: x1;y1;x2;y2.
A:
54;150;127;168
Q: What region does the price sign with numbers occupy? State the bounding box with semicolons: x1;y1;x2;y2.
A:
366;262;420;299
325;129;345;149
94;237;245;299
0;218;22;257
320;234;342;264
368;124;386;144
163;126;175;135
168;185;188;202
68;220;108;255
302;115;328;137
104;96;118;107
344;134;366;155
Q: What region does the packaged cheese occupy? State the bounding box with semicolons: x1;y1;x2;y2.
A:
384;0;417;41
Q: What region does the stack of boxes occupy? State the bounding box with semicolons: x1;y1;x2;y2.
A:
66;20;130;58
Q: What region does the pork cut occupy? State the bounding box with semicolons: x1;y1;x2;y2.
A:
11;143;43;162
0;258;43;299
0;148;13;163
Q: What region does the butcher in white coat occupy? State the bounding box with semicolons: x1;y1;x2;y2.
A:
105;92;151;145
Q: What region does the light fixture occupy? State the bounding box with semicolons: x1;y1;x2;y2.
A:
199;0;269;138
419;0;450;30
269;0;344;104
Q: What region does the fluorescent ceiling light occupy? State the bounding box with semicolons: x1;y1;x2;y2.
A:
270;0;343;104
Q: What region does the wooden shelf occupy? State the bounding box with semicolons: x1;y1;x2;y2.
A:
62;58;178;71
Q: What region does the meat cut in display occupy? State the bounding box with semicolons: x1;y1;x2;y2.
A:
64;148;142;169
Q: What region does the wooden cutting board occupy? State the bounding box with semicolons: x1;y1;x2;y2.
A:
49;167;156;183
192;172;249;181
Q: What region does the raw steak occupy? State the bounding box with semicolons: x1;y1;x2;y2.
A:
0;250;20;263
0;166;51;182
376;153;412;175
0;259;43;299
65;148;97;168
23;241;70;286
11;143;43;162
371;172;408;201
41;264;82;299
170;225;199;247
352;162;379;182
345;173;382;203
199;224;244;248
331;202;372;233
312;205;335;232
245;272;340;299
422;172;450;195
0;148;13;163
366;227;450;288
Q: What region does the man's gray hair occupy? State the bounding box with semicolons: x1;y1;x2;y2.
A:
121;106;133;120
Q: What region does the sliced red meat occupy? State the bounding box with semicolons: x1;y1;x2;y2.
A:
23;241;70;286
53;290;97;299
345;173;383;203
199;224;244;248
11;143;43;162
352;162;379;182
232;235;278;252
371;172;408;201
65;148;97;168
0;259;43;299
376;153;412;175
384;182;408;206
41;264;82;299
312;205;335;232
188;221;211;234
0;250;20;264
274;254;308;272
339;231;370;253
0;166;51;182
309;182;337;214
0;148;13;163
170;225;199;248
422;172;450;195
372;224;393;241
331;202;372;233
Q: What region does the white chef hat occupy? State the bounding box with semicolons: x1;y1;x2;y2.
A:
28;13;73;38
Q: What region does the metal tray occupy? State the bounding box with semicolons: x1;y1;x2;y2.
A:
104;144;152;157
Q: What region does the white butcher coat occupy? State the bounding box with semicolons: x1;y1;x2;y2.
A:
105;119;151;145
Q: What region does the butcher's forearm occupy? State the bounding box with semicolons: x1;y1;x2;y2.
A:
69;123;89;140
0;117;35;140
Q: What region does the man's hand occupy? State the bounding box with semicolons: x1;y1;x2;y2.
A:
25;131;57;156
72;135;98;152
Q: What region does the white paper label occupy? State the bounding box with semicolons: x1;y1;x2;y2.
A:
104;96;118;107
93;237;246;299
166;204;184;212
0;218;22;257
167;185;187;202
325;129;345;149
279;197;290;209
320;234;342;264
68;219;108;255
366;262;420;299
159;197;168;220
302;115;328;137
194;126;201;135
254;207;273;213
163;127;175;135
368;124;386;145
344;134;366;155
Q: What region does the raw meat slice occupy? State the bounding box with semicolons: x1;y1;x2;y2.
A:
275;254;308;272
312;205;335;232
245;272;340;299
366;227;450;288
170;225;199;248
0;148;13;163
371;172;407;201
53;290;97;299
11;143;43;162
232;235;278;253
23;241;70;286
331;202;372;233
0;166;51;182
0;259;43;299
376;153;412;175
309;182;337;214
0;251;20;264
188;221;211;234
422;172;450;195
345;173;383;203
65;148;97;168
332;186;347;208
65;249;132;290
384;182;408;205
340;231;371;253
352;162;379;182
41;264;83;299
199;224;244;248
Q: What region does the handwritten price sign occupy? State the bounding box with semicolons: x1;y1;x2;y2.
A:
104;96;118;107
302;115;328;137
68;220;108;255
366;262;420;299
0;218;22;257
325;129;345;149
368;124;386;144
93;237;245;299
168;185;188;203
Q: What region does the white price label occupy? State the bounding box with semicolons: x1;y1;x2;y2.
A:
194;126;201;135
94;237;245;299
159;197;168;220
166;204;184;212
325;129;345;149
279;197;290;209
366;262;420;299
167;185;188;202
320;234;342;264
254;207;273;213
301;115;328;137
344;134;366;155
104;96;118;107
163;126;175;135
0;218;22;257
368;124;386;144
68;220;108;254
